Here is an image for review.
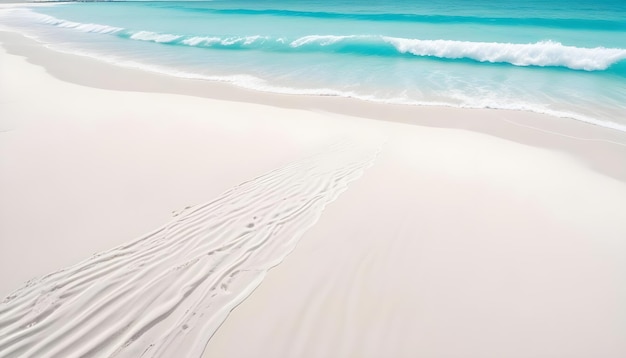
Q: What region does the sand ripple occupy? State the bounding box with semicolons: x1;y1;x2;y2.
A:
0;140;381;358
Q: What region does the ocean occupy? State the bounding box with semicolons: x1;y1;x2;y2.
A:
1;0;625;131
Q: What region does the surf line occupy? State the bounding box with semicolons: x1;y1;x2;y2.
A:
0;139;382;358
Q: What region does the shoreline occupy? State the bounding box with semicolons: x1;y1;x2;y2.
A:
2;25;626;357
3;3;626;132
1;30;626;183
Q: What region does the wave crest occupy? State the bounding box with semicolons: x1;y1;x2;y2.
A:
130;31;182;43
34;12;122;34
290;35;353;47
383;37;626;71
126;31;268;47
26;9;626;72
120;31;626;71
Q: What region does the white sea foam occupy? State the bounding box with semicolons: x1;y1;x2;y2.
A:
0;141;382;357
446;90;626;132
3;6;624;132
219;35;267;46
290;35;353;47
181;36;221;46
383;37;626;71
42;42;626;133
162;35;267;47
14;6;626;72
241;35;265;45
24;9;122;34
130;31;182;43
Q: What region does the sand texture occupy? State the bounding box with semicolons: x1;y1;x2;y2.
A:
1;30;626;357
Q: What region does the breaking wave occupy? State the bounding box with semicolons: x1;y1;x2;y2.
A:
26;9;626;72
4;6;624;132
129;31;181;43
382;37;626;71
31;11;122;34
126;31;626;71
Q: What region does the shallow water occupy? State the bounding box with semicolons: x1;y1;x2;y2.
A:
1;0;625;130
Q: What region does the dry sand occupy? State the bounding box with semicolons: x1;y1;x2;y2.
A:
1;30;626;357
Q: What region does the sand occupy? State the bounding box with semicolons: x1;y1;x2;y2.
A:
1;30;626;357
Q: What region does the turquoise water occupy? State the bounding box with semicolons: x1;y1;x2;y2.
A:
2;0;626;130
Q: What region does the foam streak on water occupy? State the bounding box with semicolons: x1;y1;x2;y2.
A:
0;1;624;131
10;10;626;72
0;141;382;358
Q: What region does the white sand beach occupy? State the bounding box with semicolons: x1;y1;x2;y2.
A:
1;29;626;357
